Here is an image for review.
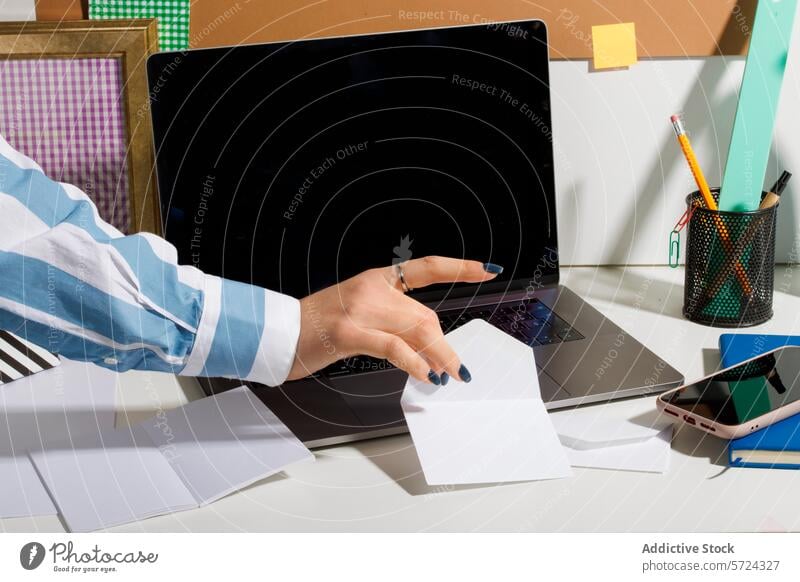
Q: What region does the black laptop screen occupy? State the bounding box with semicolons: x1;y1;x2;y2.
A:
148;21;558;302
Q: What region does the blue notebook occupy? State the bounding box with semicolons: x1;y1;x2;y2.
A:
719;334;800;369
719;334;800;469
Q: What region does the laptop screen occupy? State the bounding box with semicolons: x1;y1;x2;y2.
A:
148;20;558;303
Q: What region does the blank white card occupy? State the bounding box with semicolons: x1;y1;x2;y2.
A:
402;319;571;485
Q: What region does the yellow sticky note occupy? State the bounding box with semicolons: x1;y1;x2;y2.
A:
591;23;637;69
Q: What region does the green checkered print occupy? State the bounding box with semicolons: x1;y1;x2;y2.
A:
90;0;190;51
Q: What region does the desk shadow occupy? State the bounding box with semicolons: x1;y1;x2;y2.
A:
1;407;306;457
628;407;672;431
670;425;729;469
569;266;685;319
350;435;497;497
232;471;288;495
702;347;723;375
176;375;207;400
666;349;729;470
774;261;800;297
116;376;206;428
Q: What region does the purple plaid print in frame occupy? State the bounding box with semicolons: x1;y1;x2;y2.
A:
0;58;131;233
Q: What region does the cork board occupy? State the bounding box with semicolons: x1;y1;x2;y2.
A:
189;0;755;58
35;0;86;20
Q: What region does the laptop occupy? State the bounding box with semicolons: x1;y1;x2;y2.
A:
147;19;683;447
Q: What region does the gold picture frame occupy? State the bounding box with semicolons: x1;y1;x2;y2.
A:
0;19;161;234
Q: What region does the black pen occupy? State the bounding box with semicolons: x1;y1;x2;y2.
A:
773;170;793;196
760;170;792;209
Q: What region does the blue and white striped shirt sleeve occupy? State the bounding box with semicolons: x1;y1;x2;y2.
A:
0;134;301;386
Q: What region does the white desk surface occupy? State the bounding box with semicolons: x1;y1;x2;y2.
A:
4;265;800;533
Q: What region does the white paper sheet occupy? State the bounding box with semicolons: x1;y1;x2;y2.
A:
30;428;197;532
0;359;118;519
549;397;672;450
402;319;571;485
0;456;56;517
563;427;673;473
31;386;313;531
139;385;314;505
548;391;674;473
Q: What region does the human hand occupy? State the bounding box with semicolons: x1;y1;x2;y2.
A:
287;257;503;384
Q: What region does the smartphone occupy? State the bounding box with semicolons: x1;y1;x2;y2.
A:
657;346;800;439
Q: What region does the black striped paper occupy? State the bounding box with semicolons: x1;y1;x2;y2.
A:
0;331;60;385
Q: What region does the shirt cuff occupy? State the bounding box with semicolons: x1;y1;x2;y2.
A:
179;274;222;378
243;289;301;386
180;275;300;386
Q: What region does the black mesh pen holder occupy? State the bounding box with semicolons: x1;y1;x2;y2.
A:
682;188;777;327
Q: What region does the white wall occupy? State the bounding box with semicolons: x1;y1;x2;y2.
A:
0;0;35;20
550;33;800;265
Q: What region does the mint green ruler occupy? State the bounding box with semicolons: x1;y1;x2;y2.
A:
720;0;798;211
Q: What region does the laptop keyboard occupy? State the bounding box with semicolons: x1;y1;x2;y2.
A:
325;299;583;377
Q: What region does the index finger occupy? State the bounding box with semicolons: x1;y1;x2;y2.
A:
395;256;503;290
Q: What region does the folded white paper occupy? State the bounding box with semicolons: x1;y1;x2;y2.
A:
0;359;118;519
138;384;315;505
549;394;674;473
31;386;313;531
402;319;571;485
550;398;673;450
31;427;198;532
563;427;673;473
0;456;57;518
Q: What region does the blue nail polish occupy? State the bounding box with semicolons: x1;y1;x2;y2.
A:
441;372;450;386
483;262;504;275
458;364;472;383
428;370;442;385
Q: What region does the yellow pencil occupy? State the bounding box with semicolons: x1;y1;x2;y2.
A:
671;115;752;295
671;115;716;210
